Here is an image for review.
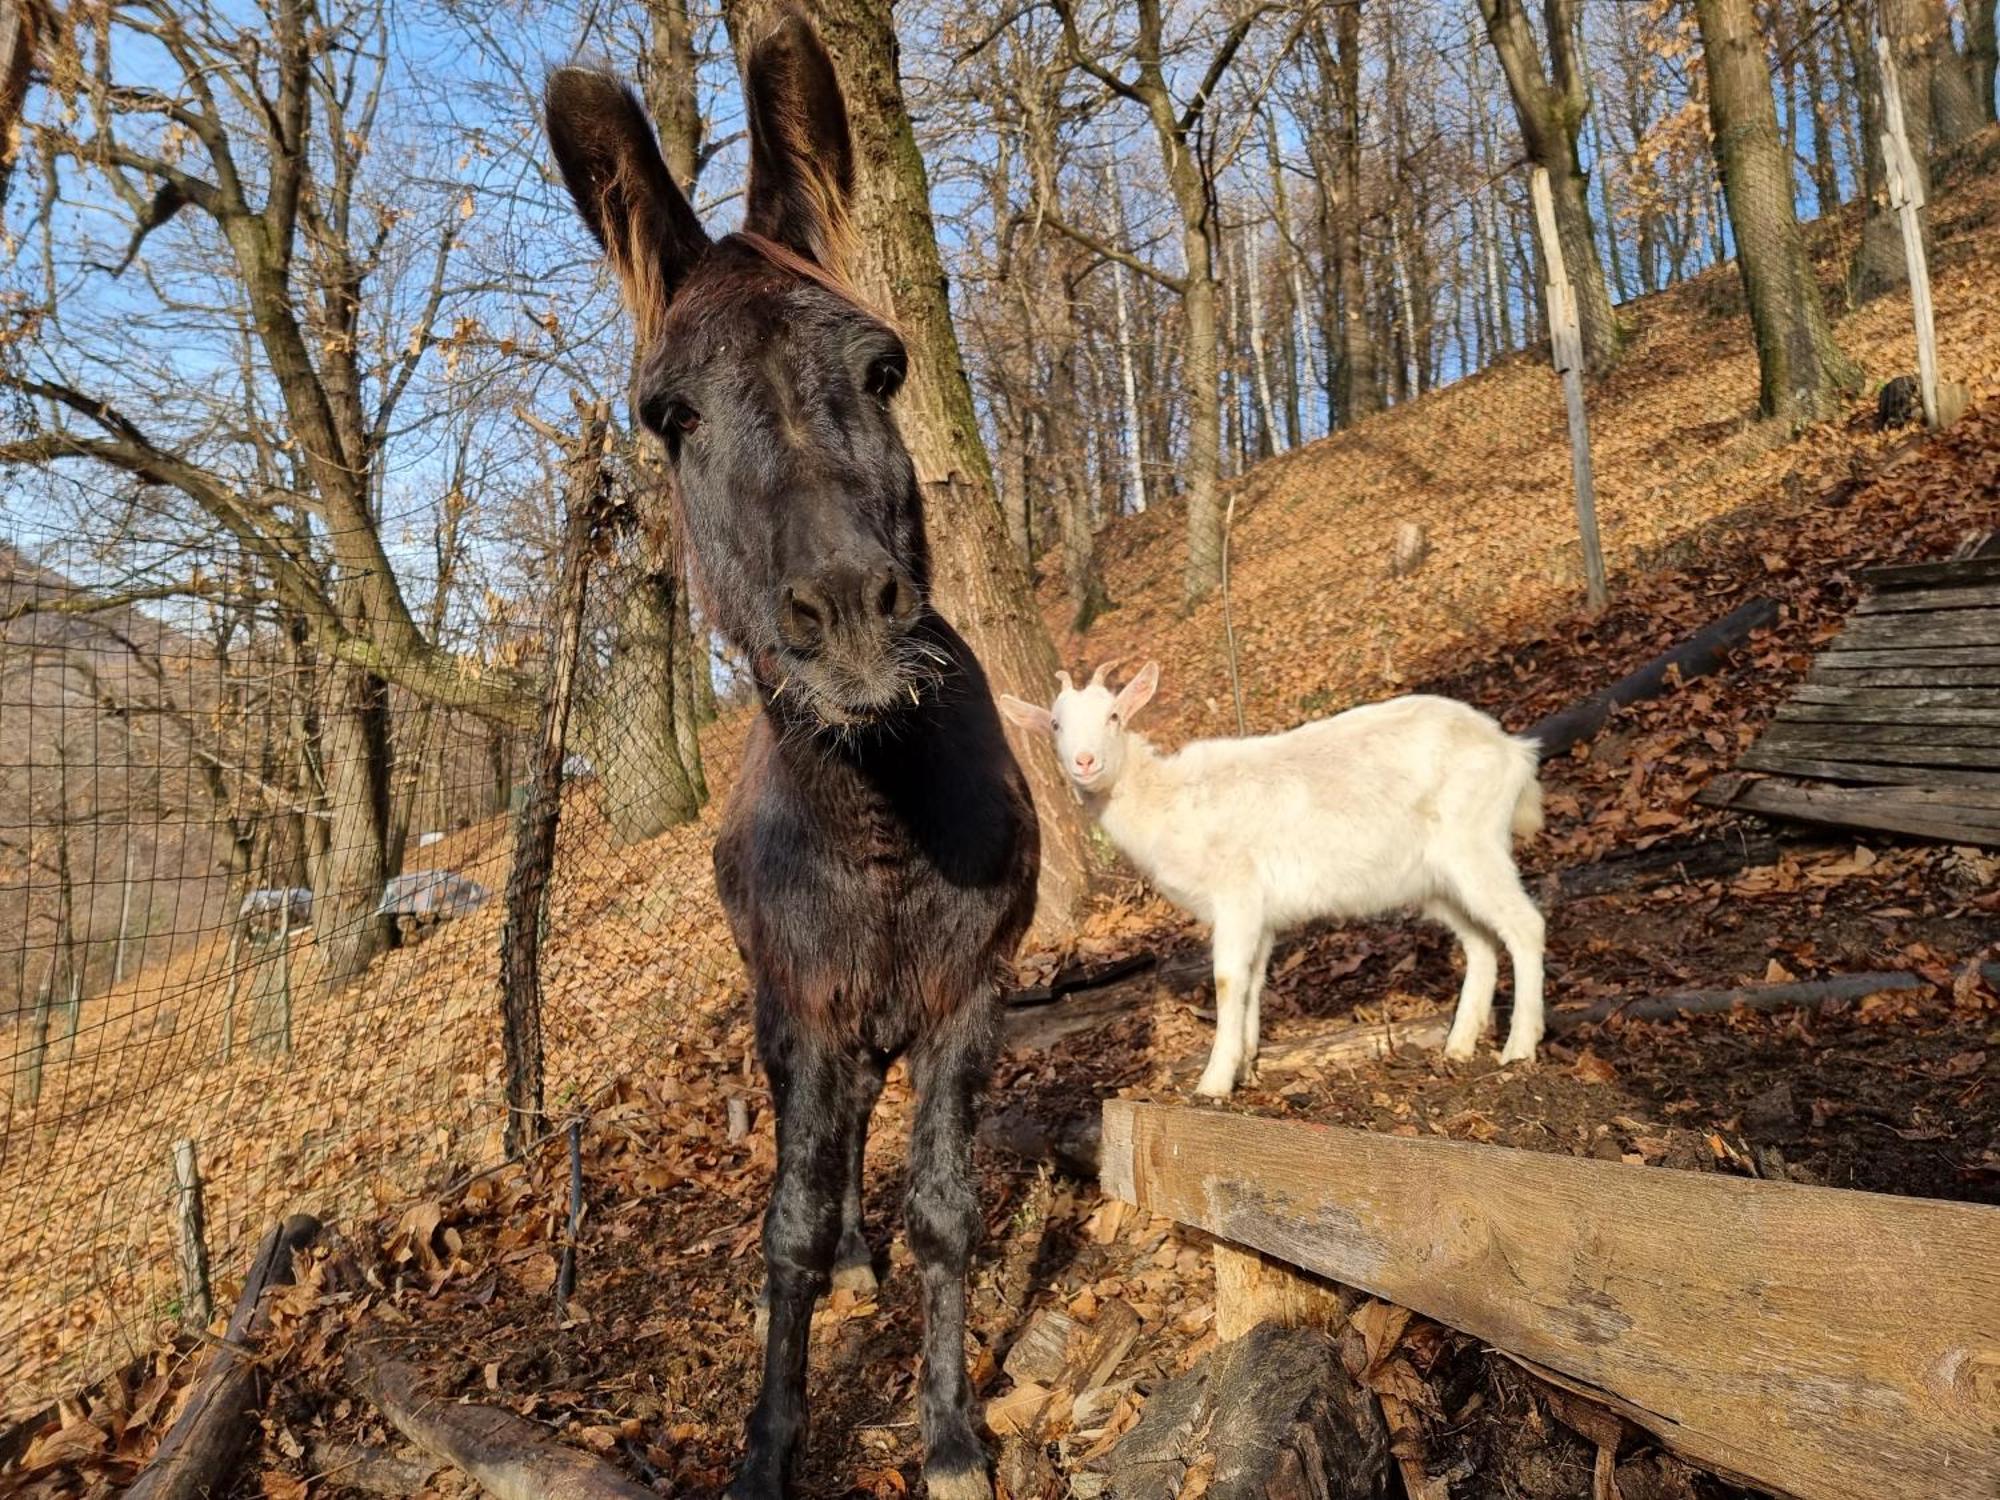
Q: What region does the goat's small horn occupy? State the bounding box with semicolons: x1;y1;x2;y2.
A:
1055;670;1075;693
1089;661;1114;688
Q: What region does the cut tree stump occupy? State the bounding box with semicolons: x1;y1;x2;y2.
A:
1215;1243;1351;1342
1076;1322;1393;1500
1525;598;1778;759
125;1213;323;1500
350;1351;657;1500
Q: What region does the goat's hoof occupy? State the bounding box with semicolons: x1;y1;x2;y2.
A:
1497;1041;1540;1066
1441;1037;1478;1063
1194;1068;1238;1099
830;1257;878;1296
1235;1061;1261;1088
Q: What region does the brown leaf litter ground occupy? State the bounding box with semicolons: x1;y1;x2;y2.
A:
7;141;2000;1500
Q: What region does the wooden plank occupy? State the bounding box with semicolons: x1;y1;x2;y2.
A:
1834;609;2000;649
1725;780;2000;844
1775;702;2000;727
1099;1101;2000;1500
1735;749;2000;788
1815;645;2000;668
1809;665;2000;688
1759;722;2000;752
1792;684;2000;711
1856;555;2000;590
1854;582;2000;614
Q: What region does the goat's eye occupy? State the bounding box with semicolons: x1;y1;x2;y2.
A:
865;353;907;401
1109;713;1121;726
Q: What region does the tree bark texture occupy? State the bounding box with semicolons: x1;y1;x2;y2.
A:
311;661;393;988
719;0;1093;933
0;0;33;213
1478;0;1621;374
586;567;707;843
1696;0;1861;423
1973;0;1999;124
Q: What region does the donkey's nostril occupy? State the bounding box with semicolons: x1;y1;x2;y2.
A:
869;565;917;625
781;581;829;648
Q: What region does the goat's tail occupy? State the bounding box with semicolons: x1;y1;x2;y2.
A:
1509;738;1545;840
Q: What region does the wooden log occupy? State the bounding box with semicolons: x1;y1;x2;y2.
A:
1254;1017;1451;1074
1002;952;1156;1009
1099;1101;2000;1500
1554;832;1785;898
1556;969;1996;1028
1077;1322;1393;1500
350;1351;657;1500
1525;599;1777;759
1215;1243;1351;1342
1731;749;2000;789
1856;555;2000;590
126;1213;323;1500
1853;582;2000;614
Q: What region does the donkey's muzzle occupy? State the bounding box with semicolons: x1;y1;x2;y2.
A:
778;561;919;655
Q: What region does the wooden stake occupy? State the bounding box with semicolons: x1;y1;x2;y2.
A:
1875;38;1940;429
1530;167;1608;612
171;1139;212;1329
555;1119;583;1304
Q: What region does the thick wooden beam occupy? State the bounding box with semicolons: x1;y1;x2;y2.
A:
1856;555;2000;590
1100;1101;2000;1500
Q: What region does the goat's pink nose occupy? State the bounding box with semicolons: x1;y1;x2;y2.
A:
1075;752;1098;773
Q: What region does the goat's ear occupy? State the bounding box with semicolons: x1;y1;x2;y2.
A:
546;67;710;341
997;694;1053;734
741;12;855;272
1114;661;1160;722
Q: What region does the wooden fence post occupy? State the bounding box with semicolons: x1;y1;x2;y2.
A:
1530;167;1609;613
1875;37;1941;429
500;400;609;1160
171;1138;212;1329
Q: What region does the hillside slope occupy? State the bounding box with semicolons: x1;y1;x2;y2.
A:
1041;133;2000;744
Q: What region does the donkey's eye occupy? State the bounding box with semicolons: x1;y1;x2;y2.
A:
641;394;702;441
865;354;907;401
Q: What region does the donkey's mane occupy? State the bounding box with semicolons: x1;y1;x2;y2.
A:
727;230;902;339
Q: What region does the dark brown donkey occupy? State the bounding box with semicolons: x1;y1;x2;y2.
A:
546;17;1039;1499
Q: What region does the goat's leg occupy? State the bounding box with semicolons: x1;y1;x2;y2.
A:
1239;929;1276;1086
1447;855;1547;1064
732;1038;854;1500
833;1064;884;1292
905;997;999;1500
1196;906;1263;1099
1426;897;1500;1062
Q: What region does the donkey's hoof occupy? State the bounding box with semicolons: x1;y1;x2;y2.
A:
831;1257;879;1296
924;1465;992;1500
750;1296;769;1349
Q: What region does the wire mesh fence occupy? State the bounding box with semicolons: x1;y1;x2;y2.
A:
1;0;1995;1432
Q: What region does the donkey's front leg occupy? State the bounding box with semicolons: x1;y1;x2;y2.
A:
732;1034;856;1500
905;998;999;1500
832;1064;884;1293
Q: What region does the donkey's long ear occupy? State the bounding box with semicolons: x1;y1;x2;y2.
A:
546;67;710;340
741;13;855;272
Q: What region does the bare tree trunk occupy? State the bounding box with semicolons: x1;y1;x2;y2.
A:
721;0;1095;932
1314;10;1380;427
1973;0;1999;123
1245;226;1281;457
587;568;708;843
1849;0;1926;298
1802;23;1843;220
1696;0;1862;423
311;660;392;989
0;0;34;213
1918;0;1984;142
114;834;136;986
1479;0;1621;374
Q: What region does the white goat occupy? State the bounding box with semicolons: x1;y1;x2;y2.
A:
1000;663;1546;1097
